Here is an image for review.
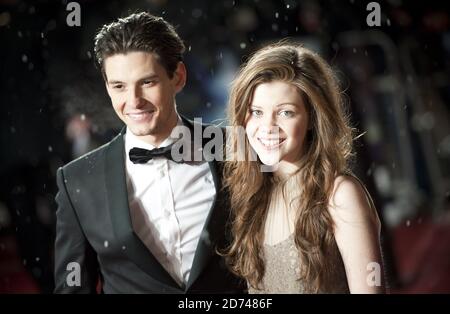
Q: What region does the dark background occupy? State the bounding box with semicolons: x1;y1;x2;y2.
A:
0;0;449;293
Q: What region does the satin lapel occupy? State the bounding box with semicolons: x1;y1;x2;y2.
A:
104;129;180;289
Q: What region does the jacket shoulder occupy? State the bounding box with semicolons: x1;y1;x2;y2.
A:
60;132;122;175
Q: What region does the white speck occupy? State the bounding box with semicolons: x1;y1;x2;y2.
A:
86;51;92;59
206;102;212;108
104;241;109;248
76;189;80;193
22;54;28;63
295;26;299;32
387;18;391;26
353;48;357;53
406;220;411;227
122;246;126;250
80;114;85;121
287;4;290;9
188;45;192;52
48;145;53;152
240;42;246;49
275;12;279;18
23;259;27;265
18;31;23;38
35;257;40;262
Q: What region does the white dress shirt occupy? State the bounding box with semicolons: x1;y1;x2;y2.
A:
124;118;216;287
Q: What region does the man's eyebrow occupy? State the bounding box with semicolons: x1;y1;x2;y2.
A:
108;74;159;85
108;80;124;85
138;74;159;81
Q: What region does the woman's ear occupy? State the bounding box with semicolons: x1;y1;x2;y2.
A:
173;62;187;93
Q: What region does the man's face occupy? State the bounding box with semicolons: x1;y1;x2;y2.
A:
104;51;186;146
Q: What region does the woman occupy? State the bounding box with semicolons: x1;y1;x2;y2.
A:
223;42;385;293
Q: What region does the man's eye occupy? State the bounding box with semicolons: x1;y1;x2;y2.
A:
143;80;156;86
279;110;294;117
112;84;124;90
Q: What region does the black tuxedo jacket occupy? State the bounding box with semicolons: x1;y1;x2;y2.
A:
54;117;244;293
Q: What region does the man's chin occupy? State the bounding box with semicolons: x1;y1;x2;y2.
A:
128;125;155;137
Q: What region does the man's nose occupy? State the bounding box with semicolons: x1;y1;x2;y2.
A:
127;86;143;108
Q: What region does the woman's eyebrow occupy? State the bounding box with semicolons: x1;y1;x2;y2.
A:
276;102;298;107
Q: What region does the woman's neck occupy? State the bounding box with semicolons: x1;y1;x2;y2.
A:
274;160;303;180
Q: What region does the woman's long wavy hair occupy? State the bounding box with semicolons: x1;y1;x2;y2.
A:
222;42;356;293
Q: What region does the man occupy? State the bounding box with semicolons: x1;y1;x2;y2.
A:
54;12;243;293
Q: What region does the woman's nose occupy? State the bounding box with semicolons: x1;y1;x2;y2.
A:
260;114;279;134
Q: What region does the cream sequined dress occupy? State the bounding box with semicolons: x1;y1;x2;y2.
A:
248;174;350;294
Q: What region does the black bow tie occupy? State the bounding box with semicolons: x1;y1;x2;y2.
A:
129;144;181;164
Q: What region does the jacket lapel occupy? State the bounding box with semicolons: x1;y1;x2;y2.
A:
104;129;181;289
180;117;228;290
185;158;227;290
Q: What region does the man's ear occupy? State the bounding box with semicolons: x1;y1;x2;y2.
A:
173;62;187;93
105;81;112;98
101;69;112;97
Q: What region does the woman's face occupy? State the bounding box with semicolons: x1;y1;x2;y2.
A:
245;80;309;170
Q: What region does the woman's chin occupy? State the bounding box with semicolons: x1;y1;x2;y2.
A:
258;155;281;167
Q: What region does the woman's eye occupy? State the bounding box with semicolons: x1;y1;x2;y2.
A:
250;109;263;117
279;110;294;117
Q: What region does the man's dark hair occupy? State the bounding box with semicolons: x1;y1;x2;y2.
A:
94;12;185;79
